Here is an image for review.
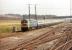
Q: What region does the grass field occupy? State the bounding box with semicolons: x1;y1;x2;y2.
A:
0;20;21;38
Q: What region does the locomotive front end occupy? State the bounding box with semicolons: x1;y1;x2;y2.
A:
21;20;28;31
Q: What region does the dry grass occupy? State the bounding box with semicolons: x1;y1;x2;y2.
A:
0;20;21;38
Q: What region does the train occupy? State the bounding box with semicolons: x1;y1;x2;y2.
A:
65;18;72;23
21;18;65;31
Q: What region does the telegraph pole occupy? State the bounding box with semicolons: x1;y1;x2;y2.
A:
70;0;71;16
35;4;38;28
69;0;71;22
28;4;31;20
35;4;37;20
44;16;45;27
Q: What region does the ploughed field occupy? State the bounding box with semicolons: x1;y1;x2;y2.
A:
0;23;72;50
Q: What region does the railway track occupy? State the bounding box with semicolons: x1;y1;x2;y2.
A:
49;36;67;50
10;23;72;50
0;27;53;50
55;39;72;50
0;23;72;50
50;26;72;50
9;28;55;50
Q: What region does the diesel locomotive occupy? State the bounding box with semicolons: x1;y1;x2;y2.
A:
21;18;65;31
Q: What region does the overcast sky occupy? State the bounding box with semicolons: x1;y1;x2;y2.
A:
0;0;71;16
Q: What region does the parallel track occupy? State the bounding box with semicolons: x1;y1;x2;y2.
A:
0;23;72;50
12;23;72;50
55;39;72;50
11;29;70;50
